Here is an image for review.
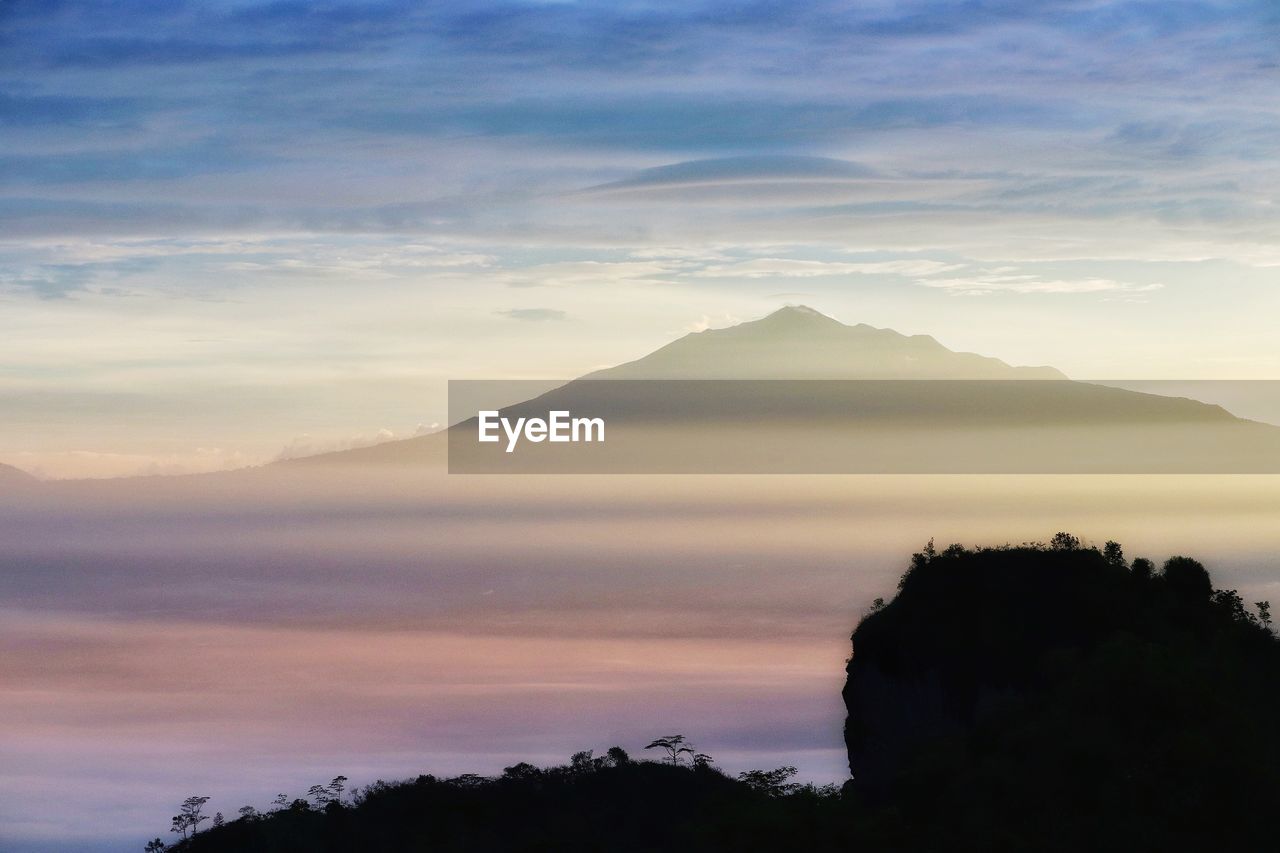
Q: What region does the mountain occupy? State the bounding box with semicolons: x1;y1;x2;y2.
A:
586;306;1065;380
0;462;37;487
281;306;1066;470
287;306;1280;473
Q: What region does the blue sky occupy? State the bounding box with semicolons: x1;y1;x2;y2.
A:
3;0;1280;475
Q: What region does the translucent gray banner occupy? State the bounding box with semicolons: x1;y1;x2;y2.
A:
447;380;1280;474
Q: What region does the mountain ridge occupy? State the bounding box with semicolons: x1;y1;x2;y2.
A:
283;306;1079;468
584;306;1067;381
283;306;1275;471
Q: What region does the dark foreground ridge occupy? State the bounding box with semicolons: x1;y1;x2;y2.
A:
843;535;1279;850
149;537;1278;853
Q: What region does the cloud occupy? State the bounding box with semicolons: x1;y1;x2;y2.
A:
499;260;679;288
917;275;1166;296
0;265;95;299
495;308;569;322
685;313;742;333
0;239;496;303
0;447;251;480
627;247;734;261
583;156;878;192
349;94;1085;154
0;92;147;128
4;12;1280;255
0;138;273;185
222;244;493;279
694;258;962;278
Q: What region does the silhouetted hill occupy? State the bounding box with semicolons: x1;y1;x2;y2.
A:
844;537;1280;851
162;755;849;853
152;537;1277;853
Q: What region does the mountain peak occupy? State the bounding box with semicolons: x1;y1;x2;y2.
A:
742;305;870;338
588;307;1066;380
760;304;843;324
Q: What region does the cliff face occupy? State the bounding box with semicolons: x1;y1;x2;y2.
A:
842;539;1280;844
844;544;1126;786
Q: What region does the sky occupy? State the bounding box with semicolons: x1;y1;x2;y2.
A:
4;0;1280;478
6;5;1280;849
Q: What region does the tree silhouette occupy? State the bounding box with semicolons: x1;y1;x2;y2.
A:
645;734;695;766
179;796;211;837
1163;555;1212;601
738;766;800;796
144;839;165;853
168;796;209;840
502;762;542;781
1212;588;1257;624
1050;531;1080;551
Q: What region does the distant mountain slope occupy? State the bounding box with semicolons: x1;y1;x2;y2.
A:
286;306;1070;468
285;306;1278;472
0;462;37;486
276;429;446;467
586;306;1065;380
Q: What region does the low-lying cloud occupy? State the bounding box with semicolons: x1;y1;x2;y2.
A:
496;308;569;322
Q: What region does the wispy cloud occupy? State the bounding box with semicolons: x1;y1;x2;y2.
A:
2;0;1277;252
918;275;1165;296
496;307;569;321
499;260;680;288
582;156;878;192
695;258;963;278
